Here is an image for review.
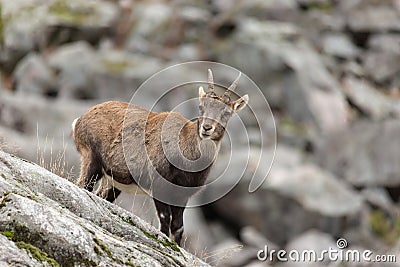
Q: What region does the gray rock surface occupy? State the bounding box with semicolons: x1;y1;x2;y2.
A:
0;150;209;266
321;33;360;59
341;0;400;32
282;230;338;267
47;41;98;99
46;41;164;100
13;53;57;97
204;146;363;246
0;90;89;138
342;76;400;120
0;0;119;72
316;120;400;187
218;18;348;133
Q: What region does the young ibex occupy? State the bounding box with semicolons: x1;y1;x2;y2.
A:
72;69;249;245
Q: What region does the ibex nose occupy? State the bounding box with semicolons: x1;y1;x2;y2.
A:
202;124;213;132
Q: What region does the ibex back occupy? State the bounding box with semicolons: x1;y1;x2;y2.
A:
72;69;249;245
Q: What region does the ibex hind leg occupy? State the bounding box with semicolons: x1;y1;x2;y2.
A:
76;152;103;192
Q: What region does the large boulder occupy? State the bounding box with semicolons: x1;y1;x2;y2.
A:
13;53;57;97
46;41;163;101
0;150;209;266
47;41;98;99
340;0;400;32
342;76;400;120
0;0;119;73
363;34;400;87
316;119;400;187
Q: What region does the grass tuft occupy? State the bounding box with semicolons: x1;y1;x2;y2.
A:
36;126;74;181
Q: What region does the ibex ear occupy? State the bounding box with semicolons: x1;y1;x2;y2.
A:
199;86;206;98
232;94;249;112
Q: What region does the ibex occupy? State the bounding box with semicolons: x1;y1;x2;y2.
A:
72;69;249;245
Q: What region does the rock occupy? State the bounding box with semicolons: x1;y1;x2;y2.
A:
213;0;297;21
116;193;158;226
316;119;400;187
267;164;363;217
0;93;27;133
282;40;348;133
44;0;118;45
92;49;163;101
302;9;345;34
47;41;98;99
47;42;163;100
240;226;278;251
0;90;90;137
340;0;400;32
368;34;400;54
217;18;348;133
321;33;360;59
0;234;43;266
172;44;203;61
203;145;363;246
342;76;400;120
0;90;90;173
0;150;209;266
363;51;400;86
362;34;400;86
340;61;365;77
277;116;314;149
361;188;397;215
296;0;332;6
125;2;174;54
0;0;119;73
13;53;57;97
283;230;337;267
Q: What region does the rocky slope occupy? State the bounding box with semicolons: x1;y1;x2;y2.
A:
0;150;208;266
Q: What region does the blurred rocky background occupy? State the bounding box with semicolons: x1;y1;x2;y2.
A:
0;0;400;266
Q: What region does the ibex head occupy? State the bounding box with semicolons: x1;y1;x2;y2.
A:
198;69;249;140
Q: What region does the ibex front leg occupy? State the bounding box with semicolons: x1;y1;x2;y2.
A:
171;204;186;245
154;199;171;237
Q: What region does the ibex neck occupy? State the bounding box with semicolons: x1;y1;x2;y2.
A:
180;120;221;163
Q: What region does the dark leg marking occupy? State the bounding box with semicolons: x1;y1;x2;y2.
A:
154;199;172;237
171;203;187;245
105;187;121;203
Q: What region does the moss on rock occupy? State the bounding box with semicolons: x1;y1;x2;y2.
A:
16;241;61;267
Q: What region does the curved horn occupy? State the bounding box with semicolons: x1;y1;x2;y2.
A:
224;72;241;98
208;69;214;91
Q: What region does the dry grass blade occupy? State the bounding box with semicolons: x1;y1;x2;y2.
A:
201;243;243;266
36;124;74;180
